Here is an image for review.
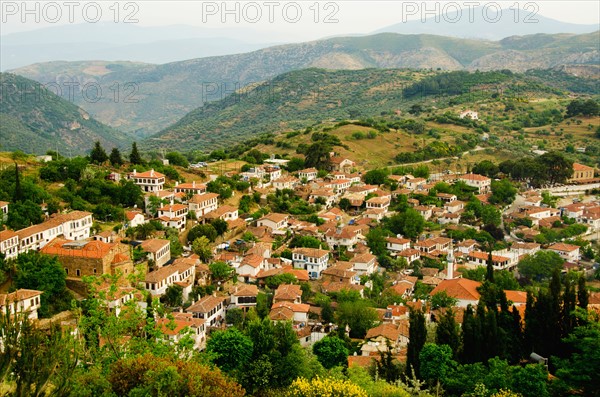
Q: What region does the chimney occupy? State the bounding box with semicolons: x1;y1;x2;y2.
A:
133;169;137;176
175;181;179;187
150;169;154;177
192;181;196;188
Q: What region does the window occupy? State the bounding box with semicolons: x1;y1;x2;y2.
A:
65;268;68;275
76;269;81;277
93;268;97;274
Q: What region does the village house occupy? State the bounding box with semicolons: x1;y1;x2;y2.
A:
17;211;93;253
456;239;477;255
0;229;19;259
188;193;219;217
439;212;461;225
100;286;145;317
309;188;337;208
257;213;289;231
41;238;133;280
459;173;491;193
325;226;364;251
436;193;457;203
510;242;541;257
174;181;207;196
269;301;310;323
330;179;352;194
156;313;206;350
414;237;451;255
157;203;188;231
141;239;171;268
430;278;481;308
273;176;300;190
366;196;390;212
568;163;595;183
0;289;43;320
273;284;303;304
405;177;426;191
548;242;580;262
186;295;226;327
298;168;318;182
444;200;465;214
236;254;267;282
127;169;165;193
125;211;146;229
467;251;514;270
321;261;358;285
229;284;259;310
264;165;282;181
0;201;8;221
292;248;330;279
204;205;239;222
351;252;377;276
414;205;433;220
361;322;409;356
398;248;421;264
329;156;356;173
386;236;411;254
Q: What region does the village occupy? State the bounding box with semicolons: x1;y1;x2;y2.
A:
1;151;599;365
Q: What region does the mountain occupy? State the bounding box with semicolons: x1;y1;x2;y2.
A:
145;68;575;152
375;7;599;40
11;31;599;136
0;23;279;70
0;73;131;155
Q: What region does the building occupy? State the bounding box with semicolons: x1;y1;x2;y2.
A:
16;211;93;253
430;278;482;308
459;174;491;193
157;203;188;231
366;196;390;212
351;252;377;276
188;193;219;217
257;213;289;231
569;163;595;183
269;301;309;323
204;205;239;222
230;284;259;309
0;229;19;259
398;248;421;264
174;181;207;196
125;211;146;229
274;284;303;304
273;176;300;190
362;322;409;356
548;243;580;262
144;259;195;298
127;169;166;192
325;226;363;250
236;254;267;282
467;251;514;270
0;289;43;320
186;295;226;327
156;313;206;350
292;248;330;279
40;238;133;279
141;239;171;268
0;201;8;221
298;168;318;182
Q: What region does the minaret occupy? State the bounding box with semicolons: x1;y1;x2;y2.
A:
446;241;455;280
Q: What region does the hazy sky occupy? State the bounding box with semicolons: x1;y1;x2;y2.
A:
2;1;599;40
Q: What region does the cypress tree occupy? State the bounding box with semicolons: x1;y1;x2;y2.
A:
577;275;588;310
406;309;427;379
109;147;124;166
508;305;524;364
90;141;108;164
13;162;22;202
524;291;536;353
486;250;494;282
562;276;577;337
129;142;143;165
435;308;460;358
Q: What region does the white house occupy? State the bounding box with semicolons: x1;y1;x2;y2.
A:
144;259;195;298
386;237;411;254
273;176;300;190
0;289;43;320
0;229;19;259
351;252;377;276
236;254;267;282
141;239;171;268
0;201;8;221
188;193;219;217
174;181;207;196
257;213;289;231
459;174;491;193
292;248;330;279
205;205;239;222
398;248;421;264
157;203;188;231
127;169;166;193
548;243;580;262
269;301;309;323
156;313;206;350
186;295;226;327
366;196;390;212
125;211;146;229
298;168;318;182
16;211;93;253
430;278;481;308
230;284;259;309
325;226;363;250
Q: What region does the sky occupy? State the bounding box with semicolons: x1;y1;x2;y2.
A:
1;0;599;40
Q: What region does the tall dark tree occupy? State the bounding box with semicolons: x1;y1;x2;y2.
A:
461;304;482;363
129;142;143;165
562;276;577;338
435;308;460;357
537;152;573;186
90;141;108;164
486;250;495;283
109;147;124;166
303;142;331;170
406;309;427;379
577;275;588;310
13;162;22;202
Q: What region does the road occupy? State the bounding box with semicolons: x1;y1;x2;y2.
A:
385;146;486;169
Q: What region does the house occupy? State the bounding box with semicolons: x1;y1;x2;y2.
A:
414;205;433;220
157;203;188;231
366;196;390;212
204;205;239;222
125;211;146;229
230;284;259;309
0;289;43;320
0;201;8;221
0;229;19;259
510;242;540;257
569;163;595;183
389;279;416;298
127;169;165;192
309;189;337;208
351;252;377;276
321;261;358;285
141;239;171;268
361;322;409;356
188;193;219;217
331;179;352;194
99;286;145;317
459;174;491;193
41;238;133;280
456;239;477;255
236;254;267;282
273;176;300;190
459;110;478;120
436;193;457;203
414;237;451;255
329;157;356;173
174;181;207;196
325;226;363;250
257;213;289;231
438;212;461;225
292;248;330;279
386;237;411;254
264;165;282;181
93;231;115;243
444;200;465;213
430;278;481;308
468;251;514;270
269;301;310;323
273;284;303;304
398;248;421;264
144;263;192;297
17;211;93;253
186;295;226;327
156;313;206;350
298;168;318;182
405;178;426;191
548;243;580;262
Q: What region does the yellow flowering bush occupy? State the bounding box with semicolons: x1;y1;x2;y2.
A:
491;390;522;397
286;377;368;397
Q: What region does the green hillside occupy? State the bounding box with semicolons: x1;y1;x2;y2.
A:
0;73;131;155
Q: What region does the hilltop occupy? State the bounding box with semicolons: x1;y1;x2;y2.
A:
10;31;599;135
0;73;131;155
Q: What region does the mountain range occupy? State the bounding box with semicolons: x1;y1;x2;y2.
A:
11;31;600;137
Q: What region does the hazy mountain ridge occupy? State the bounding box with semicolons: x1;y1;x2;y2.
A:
0;73;131;155
10;31;599;136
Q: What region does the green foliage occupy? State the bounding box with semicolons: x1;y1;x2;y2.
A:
363;168;390;185
430;291;458;310
209;261;234;282
165;151;189;167
188;224;218;243
384;209;424;239
566;98;599;117
109;147;124;166
312;336;349;369
265;273;297;289
289;235;324;249
6;200;44;230
90;141;109;164
129;142;144;165
419;343;456;385
406;309;427;379
490;179;517;206
192;236;213;262
162;284;183;307
207;327;254;373
336;300;379;339
517;251;564;281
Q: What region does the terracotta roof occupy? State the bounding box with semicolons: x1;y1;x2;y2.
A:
189;193;219;204
351;252;376;264
460;173;490;182
0;289;42;306
398;248;421;258
321;281;364;293
205;205;238;219
158;204;187;212
269;305;294;321
430;278;481;301
125;211;143;221
0;229;18;242
40;238;115;259
16;211;92;239
112;252;130;264
548;243;580;252
386;237;410;245
156;317;204;336
186;295;225;313
468;251;511;263
573;163;594;172
299;168;318;173
293;247;329;258
231;284;259;297
141;239;170;253
260;213;289;224
129;169;165;179
274;284;302;301
175;182;207;189
145;265;180;283
505;290;527;304
0;201;8;207
365;322;408;340
270;301;310;314
241;254;264;269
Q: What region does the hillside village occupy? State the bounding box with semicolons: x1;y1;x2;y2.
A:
2;139;599;369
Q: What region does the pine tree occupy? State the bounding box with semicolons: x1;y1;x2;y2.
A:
486;250;494;282
129;142;143;165
508;305;524;364
406;309;427;379
435;308;460;357
524;291;536;353
109;148;124;166
562;276;577;337
13;162;22;202
90;141;108;164
577;275;588;309
460;305;480;363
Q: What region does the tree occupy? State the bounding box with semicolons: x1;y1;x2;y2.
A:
338;198;351;211
537;152;573;186
517;251;564;281
166;151;189;167
129;142;143;165
209;261;233;282
481;205;501;227
472;160;499;178
188;224;218;243
363;168;390;185
286;157;305;172
431;291;458;310
312;336;349;369
304;142;331;170
435;309;461;356
386;209;424;239
162;284;183;307
207;327;254;373
489;179;517;206
419;343;456;386
366;228;389;257
286;377;367;397
90;141;108;164
109;147;124;166
335;301;379;339
192;236;213;262
406;309;427;379
13;162;22;202
6;200;44;230
14;251;72;317
577;275;588;309
226;307;244;328
212;218;228;238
